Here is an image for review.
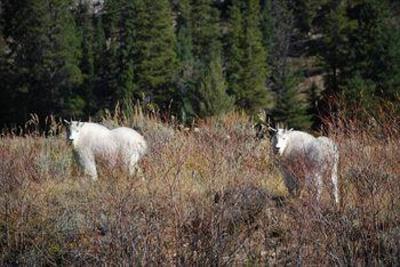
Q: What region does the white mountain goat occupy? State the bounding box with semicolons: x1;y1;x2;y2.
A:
65;121;147;180
270;128;339;204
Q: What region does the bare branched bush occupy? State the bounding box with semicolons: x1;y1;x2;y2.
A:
0;108;399;265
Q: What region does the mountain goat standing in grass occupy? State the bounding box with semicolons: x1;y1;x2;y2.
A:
271;128;339;204
66;121;147;180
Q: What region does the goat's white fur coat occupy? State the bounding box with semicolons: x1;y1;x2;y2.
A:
67;121;147;180
271;129;339;203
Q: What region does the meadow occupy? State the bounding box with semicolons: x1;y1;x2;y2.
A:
0;109;399;266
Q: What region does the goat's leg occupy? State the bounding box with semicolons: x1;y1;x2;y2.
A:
128;153;141;177
315;173;323;202
75;151;98;180
331;151;340;204
332;172;339;204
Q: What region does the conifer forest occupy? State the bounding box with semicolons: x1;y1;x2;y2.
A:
1;0;399;128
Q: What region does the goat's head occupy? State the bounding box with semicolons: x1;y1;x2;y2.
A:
65;120;84;143
271;128;293;156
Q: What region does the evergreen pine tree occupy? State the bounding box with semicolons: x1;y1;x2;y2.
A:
102;0;123;108
226;0;273;113
318;0;352;110
192;0;232;118
117;0;136;109
175;0;232;119
225;0;244;98
0;5;18;126
91;13;108;111
317;0;400;116
2;0;83;119
307;81;322;129
176;0;194;64
175;0;197;121
289;0;329;35
133;0;178;109
190;0;221;65
75;1;96;115
262;0;293;85
272;72;312;129
262;0;312;129
342;0;400;110
197;56;234;118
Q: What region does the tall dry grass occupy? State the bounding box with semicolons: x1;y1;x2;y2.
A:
0;109;399;266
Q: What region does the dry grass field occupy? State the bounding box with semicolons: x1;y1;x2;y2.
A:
0;109;399;266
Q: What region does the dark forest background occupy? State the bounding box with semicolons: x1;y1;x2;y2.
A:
1;0;399;130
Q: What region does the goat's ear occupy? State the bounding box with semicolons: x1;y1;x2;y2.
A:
289;128;293;131
64;119;71;125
